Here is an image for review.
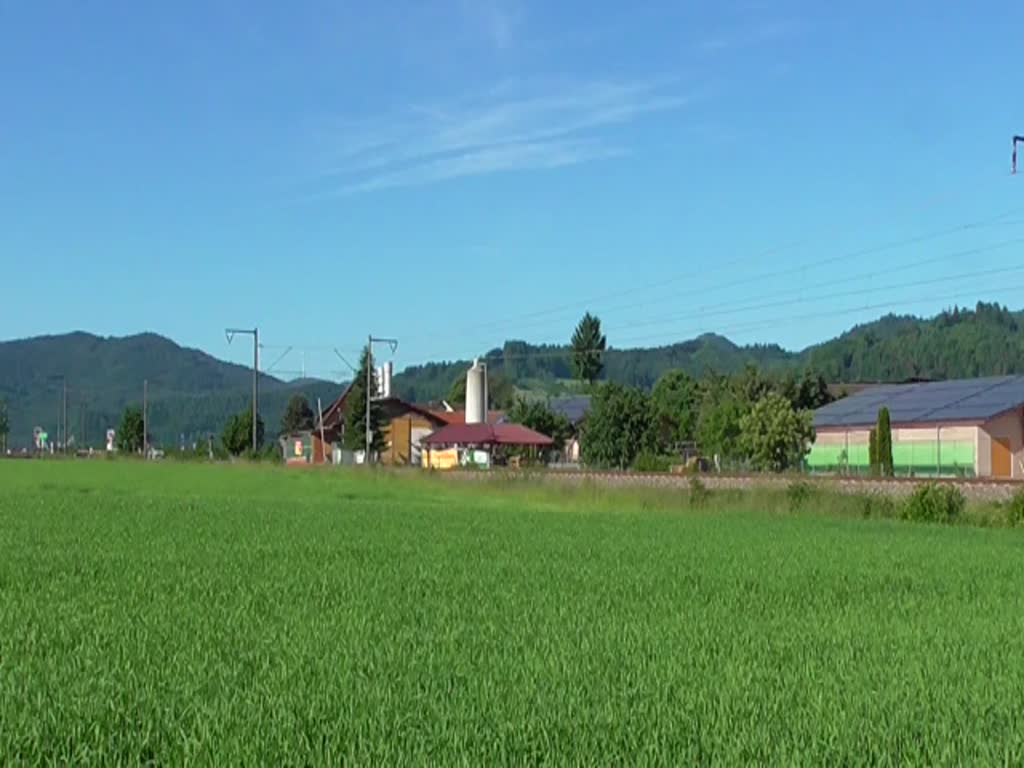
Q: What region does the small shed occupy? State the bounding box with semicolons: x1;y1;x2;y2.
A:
279;430;332;466
420;422;554;469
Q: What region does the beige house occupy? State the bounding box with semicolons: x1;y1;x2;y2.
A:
810;376;1024;479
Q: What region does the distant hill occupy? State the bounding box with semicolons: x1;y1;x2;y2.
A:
803;303;1024;381
394;302;1024;401
4;302;1021;449
394;334;796;403
0;332;341;449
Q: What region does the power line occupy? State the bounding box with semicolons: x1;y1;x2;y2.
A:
440;198;1024;341
414;250;1024;365
617;281;1024;350
432;272;1024;363
602;252;1024;335
461;229;1024;342
403;205;1024;364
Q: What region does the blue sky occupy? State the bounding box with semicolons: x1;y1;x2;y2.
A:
2;0;1023;379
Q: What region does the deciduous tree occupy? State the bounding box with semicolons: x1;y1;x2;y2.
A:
738;393;814;473
581;383;652;469
650;370;698;452
280;394;315;434
116;406;145;454
222;409;265;456
695;374;746;463
506;398;572;453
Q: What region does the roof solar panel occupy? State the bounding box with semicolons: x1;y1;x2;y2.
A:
814;376;1024;428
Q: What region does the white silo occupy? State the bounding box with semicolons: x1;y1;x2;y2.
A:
382;361;393;398
465;359;488;424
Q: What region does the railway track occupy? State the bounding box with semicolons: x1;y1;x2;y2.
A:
440;467;1023;502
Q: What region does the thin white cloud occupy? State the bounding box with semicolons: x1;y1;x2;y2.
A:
698;19;800;53
460;0;525;50
316;78;688;195
346;139;627;194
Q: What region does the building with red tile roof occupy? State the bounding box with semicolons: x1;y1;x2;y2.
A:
421;422;553;448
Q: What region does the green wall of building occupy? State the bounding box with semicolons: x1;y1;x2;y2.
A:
808;440;975;477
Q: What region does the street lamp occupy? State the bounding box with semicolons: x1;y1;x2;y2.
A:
226;327;260;453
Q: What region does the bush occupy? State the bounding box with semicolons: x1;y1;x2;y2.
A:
1004;490;1024;527
787;480;815;512
857;493;896;519
632;452;673;473
263;443;284;465
902;483;965;524
689;476;711;508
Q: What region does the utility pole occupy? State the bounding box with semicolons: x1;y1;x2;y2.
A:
143;379;148;458
226;327;260;453
48;374;66;455
62;379;67;453
365;335;398;465
366;334;371;464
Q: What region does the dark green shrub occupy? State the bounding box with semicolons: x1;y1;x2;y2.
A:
858;493;896;519
632;452;672;473
902;483;965;524
787;480;814;512
1004;490;1024;527
689;476;711;508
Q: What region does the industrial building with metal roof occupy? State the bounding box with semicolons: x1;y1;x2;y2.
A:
810;376;1024;479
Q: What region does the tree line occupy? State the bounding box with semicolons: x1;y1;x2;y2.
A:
496;313;832;472
577;366;826;471
395;302;1024;402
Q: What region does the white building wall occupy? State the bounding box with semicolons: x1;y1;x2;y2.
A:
815;426;975;446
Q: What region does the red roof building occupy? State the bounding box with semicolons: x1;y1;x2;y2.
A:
421;422;554;448
429;410;505;426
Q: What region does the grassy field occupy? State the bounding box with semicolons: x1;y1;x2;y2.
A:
3;462;1024;764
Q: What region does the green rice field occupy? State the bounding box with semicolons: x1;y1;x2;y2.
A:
3;461;1024;764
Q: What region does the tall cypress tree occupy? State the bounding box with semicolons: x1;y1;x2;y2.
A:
571;312;607;386
876;407;894;477
0;399;8;453
344;346;387;456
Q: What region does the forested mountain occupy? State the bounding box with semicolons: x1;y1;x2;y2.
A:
3;303;1021;449
394;303;1024;402
394;334;796;402
0;332;341;449
804;303;1024;381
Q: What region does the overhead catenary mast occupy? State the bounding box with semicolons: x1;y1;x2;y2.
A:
226;327;260;453
1013;135;1024;174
